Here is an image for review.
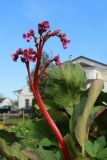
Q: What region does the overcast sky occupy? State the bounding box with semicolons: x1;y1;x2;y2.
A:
0;0;107;99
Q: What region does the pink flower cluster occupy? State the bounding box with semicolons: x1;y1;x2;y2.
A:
57;33;70;49
23;29;35;42
53;55;62;66
12;48;37;63
38;21;50;34
22;21;70;49
51;29;70;49
12;21;70;66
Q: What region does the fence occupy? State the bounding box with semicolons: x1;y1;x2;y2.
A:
0;113;29;119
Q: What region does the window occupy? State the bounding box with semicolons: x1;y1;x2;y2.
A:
25;99;29;108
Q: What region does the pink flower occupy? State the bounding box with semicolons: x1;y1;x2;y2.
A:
12;53;19;62
54;55;60;61
29;29;35;35
23;33;32;42
23;33;27;39
29;56;36;62
57;32;70;49
58;33;66;38
38;21;50;34
26;33;32;42
54;29;60;34
51;29;60;36
60;38;70;49
27;48;37;55
12;48;23;61
53;55;62;66
21;57;27;63
55;61;62;66
16;48;23;54
23;48;37;62
12;48;37;63
27;48;33;53
32;51;37;55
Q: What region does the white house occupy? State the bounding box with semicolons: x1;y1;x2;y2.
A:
0;98;12;109
0;98;12;113
71;56;107;91
14;86;34;109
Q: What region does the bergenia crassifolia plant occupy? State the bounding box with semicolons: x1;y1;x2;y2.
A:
12;21;71;160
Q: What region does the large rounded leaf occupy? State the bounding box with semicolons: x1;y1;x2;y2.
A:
42;62;86;109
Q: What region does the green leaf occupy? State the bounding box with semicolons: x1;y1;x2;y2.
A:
25;119;54;141
0;129;22;144
97;148;107;159
49;108;69;123
64;134;79;159
22;149;43;160
49;108;69;136
39;138;53;147
75;79;104;155
85;140;96;157
69;96;87;134
87;106;106;134
37;145;58;160
43;62;86;110
0;138;12;157
94;136;106;154
55;151;64;160
0;138;28;160
19;139;38;151
75;80;104;153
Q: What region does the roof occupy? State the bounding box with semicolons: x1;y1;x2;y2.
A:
71;56;107;67
0;98;5;103
14;89;22;93
14;85;30;93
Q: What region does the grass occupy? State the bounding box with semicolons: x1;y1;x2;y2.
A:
0;118;28;125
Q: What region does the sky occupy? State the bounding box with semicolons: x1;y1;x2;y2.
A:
0;0;107;100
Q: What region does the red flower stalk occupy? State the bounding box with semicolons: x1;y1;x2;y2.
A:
12;21;71;160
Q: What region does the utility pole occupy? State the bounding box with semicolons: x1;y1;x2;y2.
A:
69;55;72;61
51;50;53;59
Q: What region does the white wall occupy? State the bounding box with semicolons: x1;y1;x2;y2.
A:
85;68;101;80
0;98;12;107
72;57;107;92
103;81;107;92
17;86;34;109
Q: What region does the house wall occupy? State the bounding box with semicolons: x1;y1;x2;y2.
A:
72;57;107;92
104;81;107;92
16;86;34;109
0;98;12;108
101;71;107;81
83;67;107;91
18;94;33;109
1;99;12;106
83;67;102;80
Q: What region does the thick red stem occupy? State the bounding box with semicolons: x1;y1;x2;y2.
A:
33;40;43;86
26;63;71;160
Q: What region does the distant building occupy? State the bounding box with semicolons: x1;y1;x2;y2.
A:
0;98;12;112
71;56;107;91
14;86;34;109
